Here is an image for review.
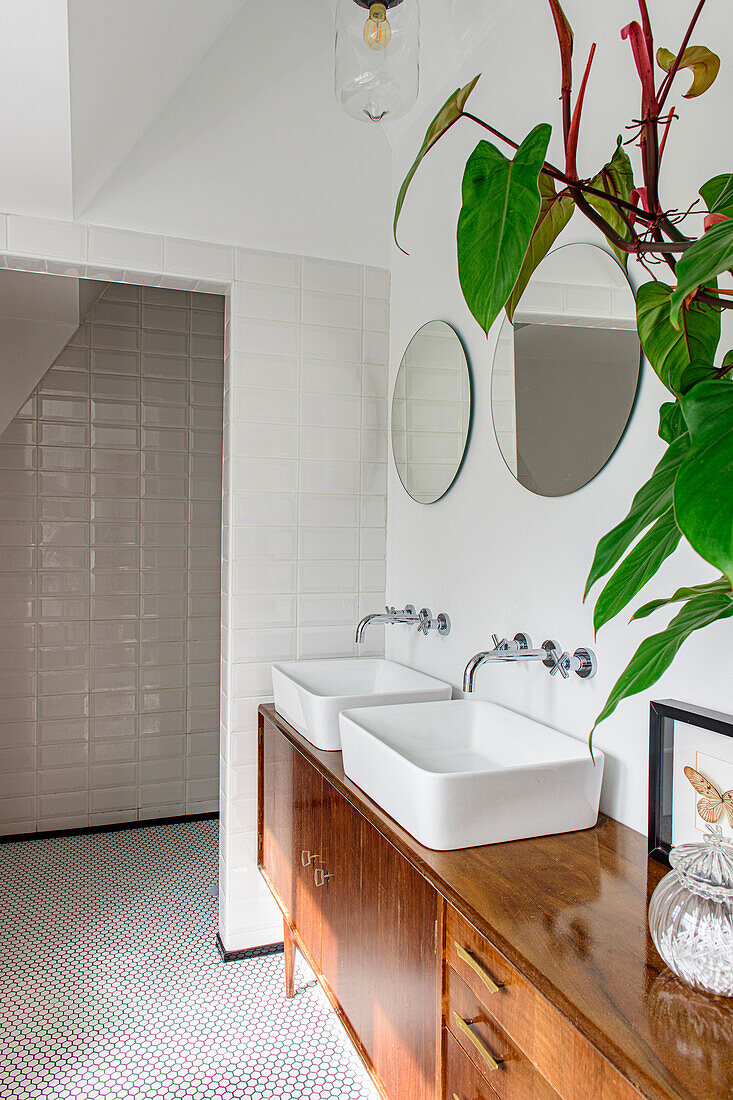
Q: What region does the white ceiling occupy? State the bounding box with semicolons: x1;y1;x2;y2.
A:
67;0;247;217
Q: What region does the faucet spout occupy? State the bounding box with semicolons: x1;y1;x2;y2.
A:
355;605;420;644
463;633;559;693
355;612;388;644
462;652;489;693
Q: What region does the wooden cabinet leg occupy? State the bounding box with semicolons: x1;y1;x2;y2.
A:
284;918;295;999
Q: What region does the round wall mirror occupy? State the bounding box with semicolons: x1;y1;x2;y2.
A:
491;243;641;497
391;320;471;504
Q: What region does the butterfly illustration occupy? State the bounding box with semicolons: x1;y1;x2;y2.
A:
684;766;733;827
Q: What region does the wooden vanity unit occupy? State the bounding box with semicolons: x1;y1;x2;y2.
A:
257;705;733;1100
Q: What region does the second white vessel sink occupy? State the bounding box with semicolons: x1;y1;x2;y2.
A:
339;699;603;850
271;658;452;751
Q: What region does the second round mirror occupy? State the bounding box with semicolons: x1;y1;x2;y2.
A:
491;243;641;497
391;321;471;504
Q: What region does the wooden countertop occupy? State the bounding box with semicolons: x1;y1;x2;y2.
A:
260;705;733;1100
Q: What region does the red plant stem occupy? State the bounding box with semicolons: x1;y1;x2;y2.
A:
566;43;596;178
571;189;634;250
547;0;574;147
658;108;675;162
637;0;655;71
645;117;661;221
657;0;710;110
699;291;733;311
462;112;657;223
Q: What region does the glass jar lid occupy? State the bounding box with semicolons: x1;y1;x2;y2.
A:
669;825;733;900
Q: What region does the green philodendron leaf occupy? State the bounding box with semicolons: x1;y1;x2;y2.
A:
670;220;733;329
676;359;718;394
675;380;733;584
632;576;731;621
504;174;574;321
591;591;733;737
457;124;551;335
656;45;721;98
584;432;690;598
658;401;685;443
636;281;720;393
393;75;481;254
586;136;635;268
593;508;681;634
700;173;733;219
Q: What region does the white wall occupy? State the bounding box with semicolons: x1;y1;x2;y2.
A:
219;252;390;951
386;0;733;834
68;0;245;218
0;1;73;221
79;0;392;268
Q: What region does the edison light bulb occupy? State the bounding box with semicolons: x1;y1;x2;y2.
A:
363;3;391;50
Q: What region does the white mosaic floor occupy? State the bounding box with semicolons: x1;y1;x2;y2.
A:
0;820;379;1100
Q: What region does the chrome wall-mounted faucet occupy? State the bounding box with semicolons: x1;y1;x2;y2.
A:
355;604;451;644
463;633;596;692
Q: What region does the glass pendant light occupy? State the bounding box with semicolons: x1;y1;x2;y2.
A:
335;0;420;123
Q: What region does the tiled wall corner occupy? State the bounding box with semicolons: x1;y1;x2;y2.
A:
0;214;389;954
0;282;224;835
219;254;390;951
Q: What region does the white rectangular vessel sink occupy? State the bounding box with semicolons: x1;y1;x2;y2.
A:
271;658;452;751
339;699;603;850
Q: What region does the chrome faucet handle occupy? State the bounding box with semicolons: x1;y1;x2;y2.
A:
550;651;572;679
549;647;598;679
541;640;561;668
418;608;432;634
417;609;451;636
491;634;501;650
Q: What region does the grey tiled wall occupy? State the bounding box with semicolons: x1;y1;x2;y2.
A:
0;282;224;834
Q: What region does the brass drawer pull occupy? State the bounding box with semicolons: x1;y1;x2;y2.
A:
455;942;502;995
452;1012;502;1073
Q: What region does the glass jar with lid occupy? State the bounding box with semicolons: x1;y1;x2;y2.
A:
648;825;733;997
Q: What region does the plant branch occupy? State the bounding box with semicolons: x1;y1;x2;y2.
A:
571;189;635;249
637;0;655;69
547;0;574;147
658;107;676;162
657;0;710;109
698;290;733;311
462;112;658;223
566;43;596;177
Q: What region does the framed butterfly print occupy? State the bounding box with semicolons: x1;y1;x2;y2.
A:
649;700;733;866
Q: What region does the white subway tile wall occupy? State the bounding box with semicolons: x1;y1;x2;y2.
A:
0;284;224;836
0;216;390;954
220;254;389;951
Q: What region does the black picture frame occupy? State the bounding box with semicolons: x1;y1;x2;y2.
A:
648;699;733;866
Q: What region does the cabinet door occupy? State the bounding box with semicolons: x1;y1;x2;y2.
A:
260;717;295;917
321;782;439;1100
370;829;439;1100
292;748;325;969
320;784;366;1030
